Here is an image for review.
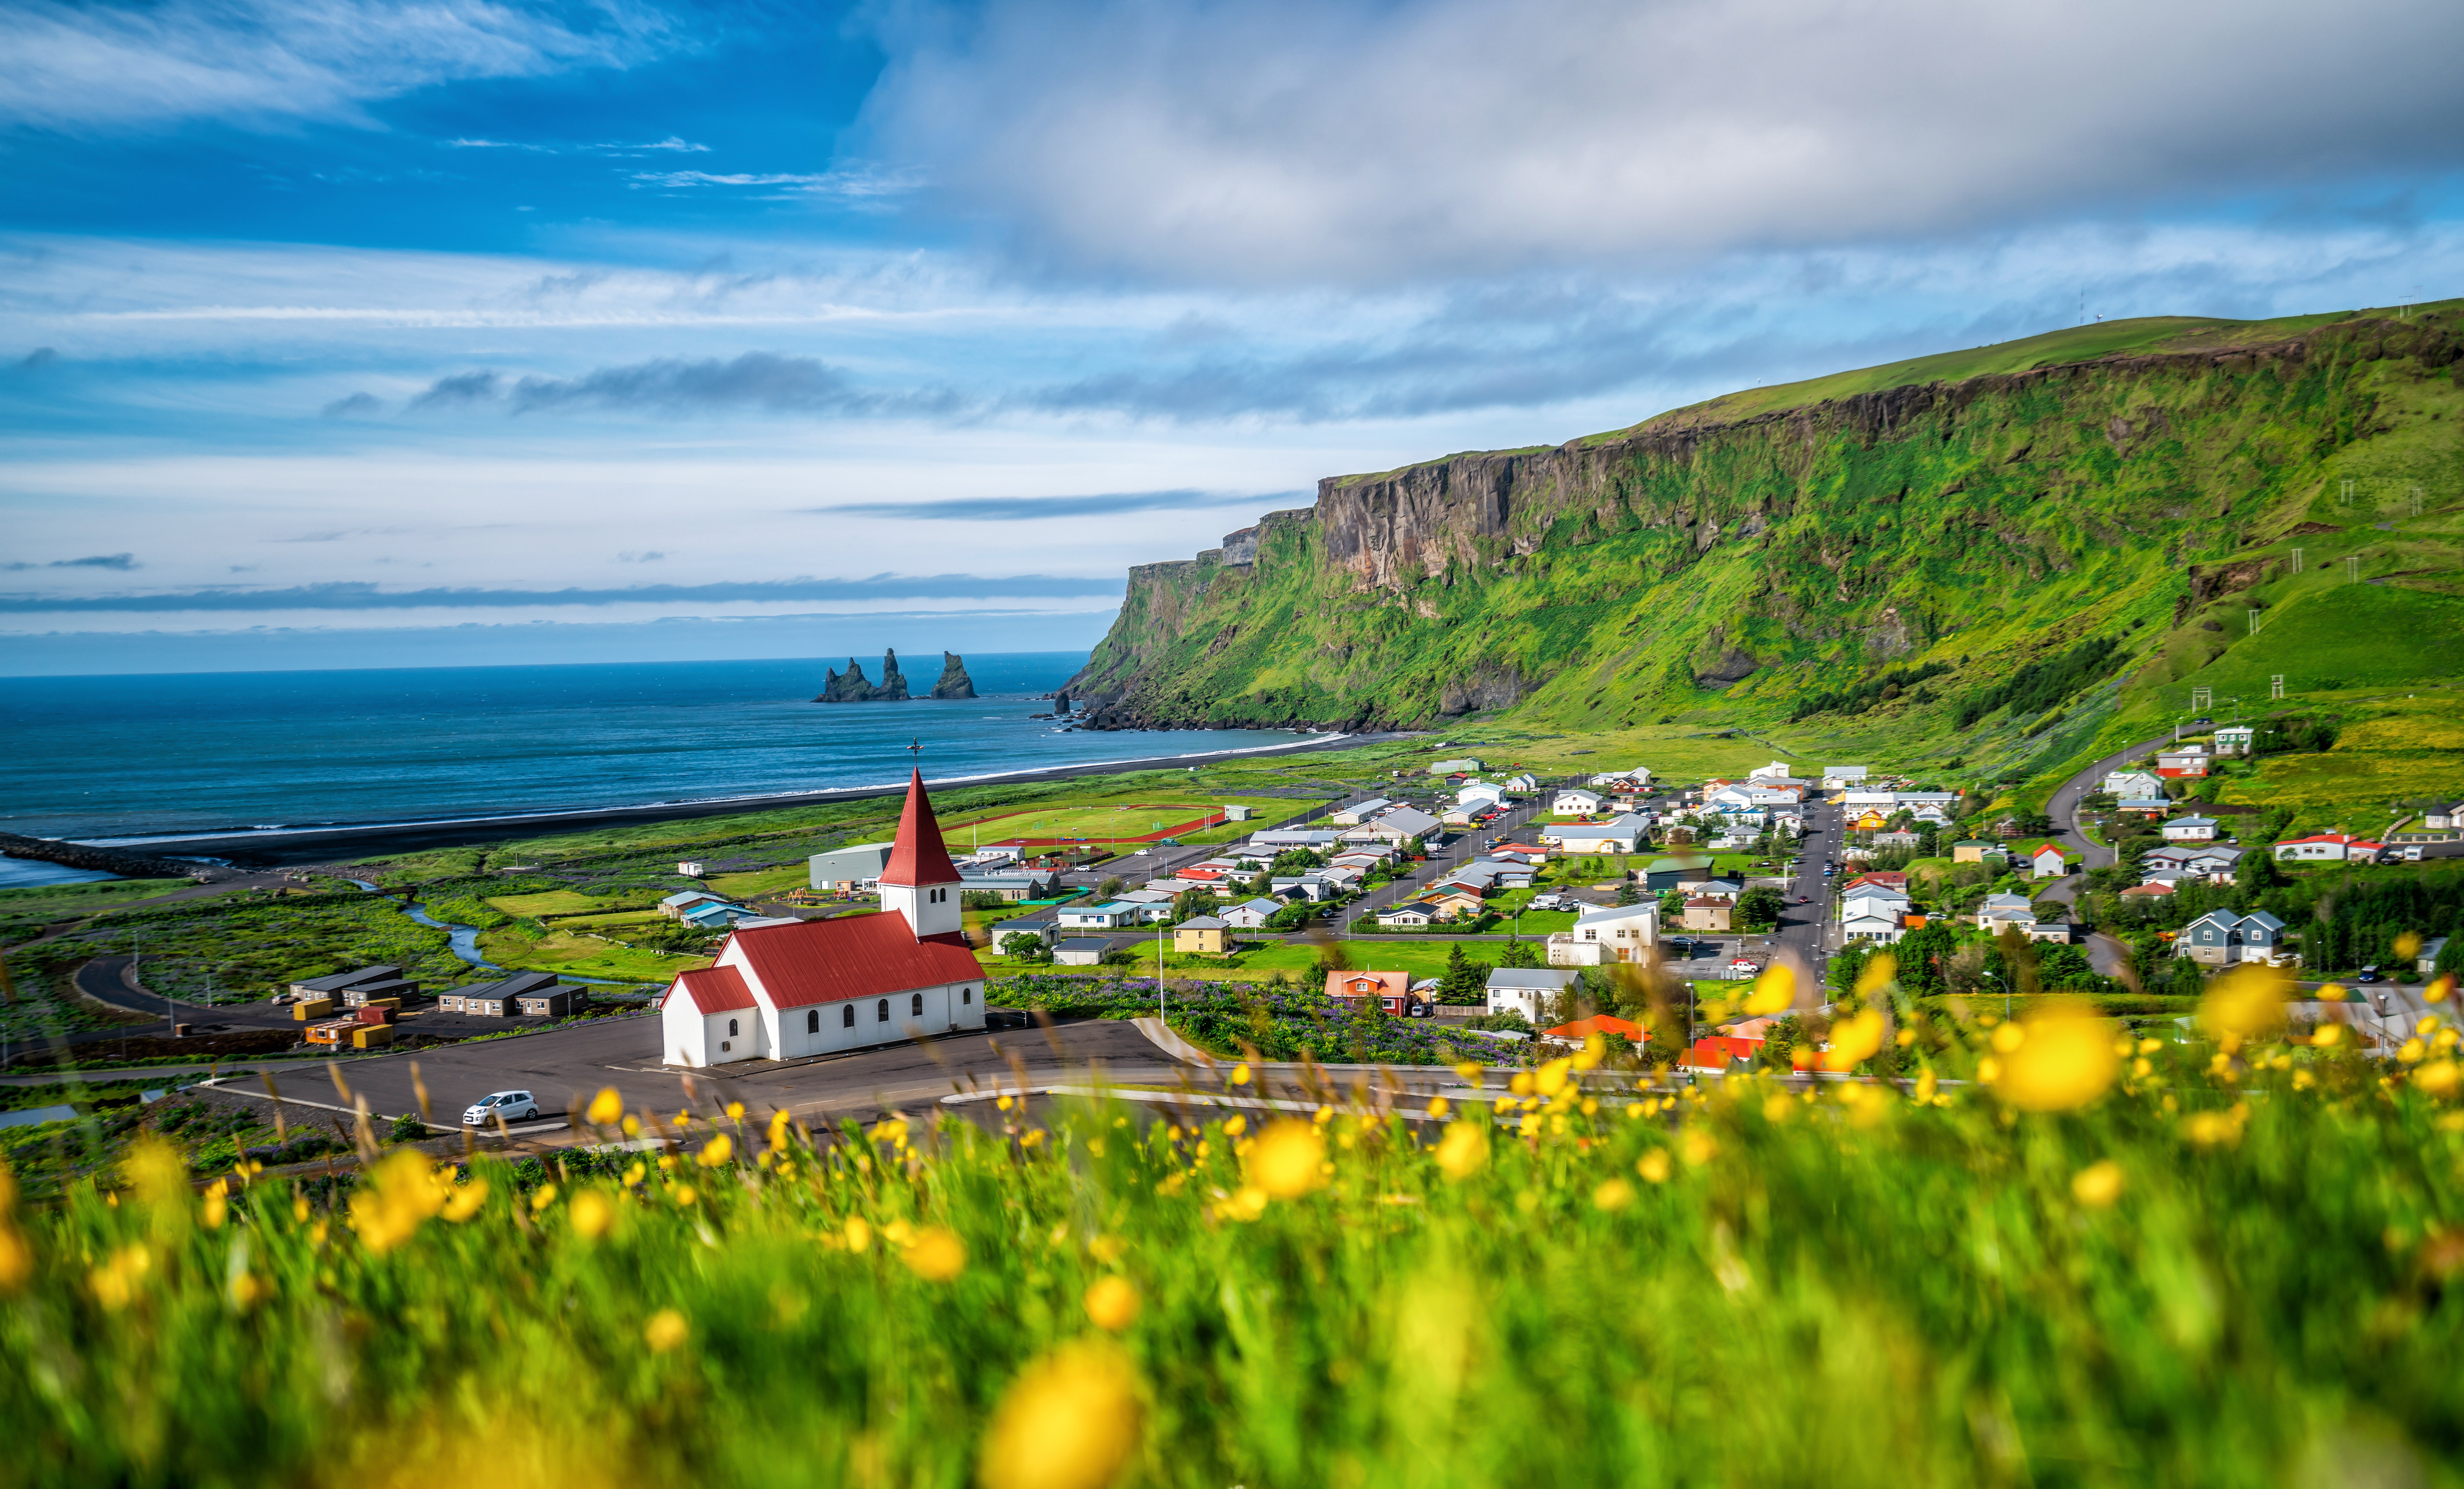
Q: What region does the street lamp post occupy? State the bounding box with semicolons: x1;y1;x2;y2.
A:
1983;970;2009;1022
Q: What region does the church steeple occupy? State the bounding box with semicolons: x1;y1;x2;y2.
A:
877;769;963;939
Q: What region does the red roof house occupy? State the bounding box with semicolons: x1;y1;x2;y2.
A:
659;770;986;1067
1326;969;1412;1014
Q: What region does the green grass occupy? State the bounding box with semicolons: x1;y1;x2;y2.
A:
474;928;708;983
14;1005;2462;1488
484;890;611;917
703;865;815;898
0;878;193;927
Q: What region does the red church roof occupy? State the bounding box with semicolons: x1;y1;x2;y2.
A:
664;964;757;1015
727;914;982;1007
878;769;962;887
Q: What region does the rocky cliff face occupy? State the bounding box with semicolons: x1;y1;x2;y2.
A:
1065;308;2464;736
931;652;977;700
815;650;912;702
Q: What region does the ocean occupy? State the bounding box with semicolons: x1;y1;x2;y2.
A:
0;654;1311;859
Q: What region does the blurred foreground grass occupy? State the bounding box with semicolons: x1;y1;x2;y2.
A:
5;985;2464;1489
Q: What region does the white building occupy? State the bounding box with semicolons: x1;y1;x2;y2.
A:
1485;967;1579;1022
2102;770;2165;799
1562;902;1658;963
1328;797;1392;826
1553;788;1605;815
2162;815;2219;843
1821;766;1869;788
662;771;984;1067
1219;897;1284;930
1748;760;1797;781
1544;814;1649;854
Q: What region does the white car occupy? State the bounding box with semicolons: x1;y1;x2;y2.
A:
462;1089;542;1126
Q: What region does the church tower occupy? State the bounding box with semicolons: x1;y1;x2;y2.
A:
877;769;964;941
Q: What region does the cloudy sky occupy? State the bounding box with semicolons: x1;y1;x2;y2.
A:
4;0;2460;674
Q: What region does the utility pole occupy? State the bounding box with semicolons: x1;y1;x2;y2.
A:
2272;674;2285;701
2292;547;2304;573
2347;555;2361;583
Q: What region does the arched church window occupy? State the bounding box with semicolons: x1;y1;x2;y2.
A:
911;993;923;1017
843;1004;855;1028
807;1009;819;1034
728;1018;739;1037
877;999;889;1022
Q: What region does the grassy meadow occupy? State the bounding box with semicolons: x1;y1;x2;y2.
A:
12;965;2464;1488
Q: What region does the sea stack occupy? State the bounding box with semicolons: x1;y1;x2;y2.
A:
814;650;913;702
932;652;977;700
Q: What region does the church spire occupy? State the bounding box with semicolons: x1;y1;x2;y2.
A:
878;768;961;888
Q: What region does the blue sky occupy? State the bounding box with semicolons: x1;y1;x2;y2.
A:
3;0;2461;674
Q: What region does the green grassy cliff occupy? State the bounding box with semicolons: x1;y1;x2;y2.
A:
1069;301;2464;798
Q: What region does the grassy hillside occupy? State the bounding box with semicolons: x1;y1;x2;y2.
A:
1070;300;2464;807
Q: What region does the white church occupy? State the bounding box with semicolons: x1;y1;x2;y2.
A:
658;770;989;1066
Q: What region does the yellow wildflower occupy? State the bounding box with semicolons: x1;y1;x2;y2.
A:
569;1189;615;1241
1454;1061;1484;1086
1508;1072;1535;1097
1244;1121;1324;1199
1913;1069;1938;1105
978;1341;1142;1489
644;1308;689;1353
1679;1129;1717;1167
697;1133;735;1168
725;1102;745;1122
1432;1122;1487;1180
1229;1063;1251;1085
2430;975;2456;1005
1593;1178;1636;1211
844;1216;873;1253
530;1184;558;1213
2312;1023;2345;1048
2401;1038;2427;1065
441;1177;488;1222
1517;1113;1542;1138
202;1180;228;1231
769;1109;795;1151
1824;1009;1886;1072
2200;963;2289;1050
1083;1276;1140;1332
1222;1115;1247;1137
2071;1160;2125;1208
1534;1058;1573;1097
586;1087;624;1126
1996;1006;2119;1113
2416;1060;2462;1099
1763;1094;1793;1123
1854;952;1898;1000
670;1184;699;1207
2397;932;2424;961
1745;962;1796;1015
1426;1096;1451;1119
1636;1150;1672;1184
904;1226;968;1281
350;1151;453;1254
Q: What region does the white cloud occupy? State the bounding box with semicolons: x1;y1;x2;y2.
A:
0;0;672;130
860;0;2464;285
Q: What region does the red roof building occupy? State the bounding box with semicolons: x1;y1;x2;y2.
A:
1326;969;1412;1014
659;770;982;1067
1543;1014;1643;1043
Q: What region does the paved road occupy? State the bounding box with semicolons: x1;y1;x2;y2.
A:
2047;727;2181;871
1769;794;1840;975
240;1012;1188;1129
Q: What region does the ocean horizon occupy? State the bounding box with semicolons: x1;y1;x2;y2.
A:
0;653;1309;852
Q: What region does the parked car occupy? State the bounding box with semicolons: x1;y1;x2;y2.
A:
2356;966;2384;984
463;1089;542;1126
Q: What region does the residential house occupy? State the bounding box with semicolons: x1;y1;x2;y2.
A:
1691;878;1744;901
1553;788;1605;815
1852;809;1889;831
1841;909;1906;943
2103;769;2165;799
1269;875;1336;902
1822;766;1870;789
2213;725;2255;755
1546;814;1649;854
2023;923;2079;945
1976;893;2037;933
955;867;1062;902
1503;773;1539;792
1542;1013;1647;1048
1423;888;1489;919
1327;969;1414;1014
1748;761;1798;781
1328;797;1393;826
1052;937;1122;967
658;890;730;921
1951;840;2002;864
2119;882;2175;902
1910;806;1952;827
683;901;760;930
2273;832;2385;863
2116;796;2175;817
1589;768;1654;787
2429;802;2464;831
1642;855;1714;891
2155;745;2211;778
1457;781;1506;808
1562;902;1658;963
989;917;1055;951
1839;871;1908;894
1485;967;1580;1022
2422;938;2450;975
1377;901;1443;929
1174;917;1230;955
2162;815;2220;843
2178;910;2288;966
1359;807;1443;845
1682;896;1734;932
2028;844;2070;878
517;986;589;1018
438;970;558;1015
1219;897;1285;930
806;842;895;892
1057;901;1143;930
